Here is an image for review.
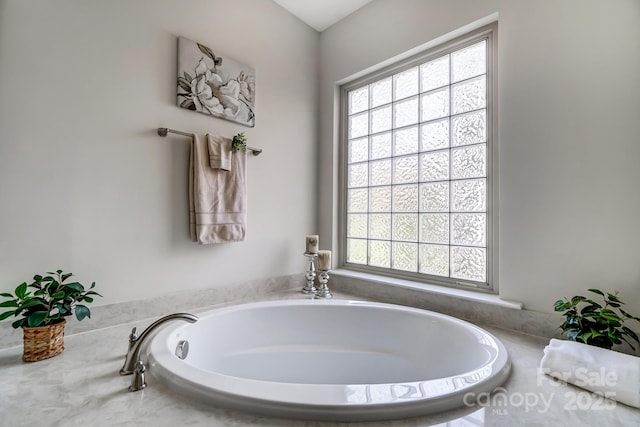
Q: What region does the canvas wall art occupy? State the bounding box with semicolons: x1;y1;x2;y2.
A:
177;36;255;127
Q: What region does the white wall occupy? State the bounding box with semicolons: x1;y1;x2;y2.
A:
319;0;640;313
0;0;319;305
2;0;638;317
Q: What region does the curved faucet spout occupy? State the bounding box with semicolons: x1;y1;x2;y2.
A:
120;312;198;375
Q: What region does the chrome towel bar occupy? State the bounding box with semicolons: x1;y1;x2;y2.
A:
157;127;262;155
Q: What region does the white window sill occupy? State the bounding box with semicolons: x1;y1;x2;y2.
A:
331;269;523;310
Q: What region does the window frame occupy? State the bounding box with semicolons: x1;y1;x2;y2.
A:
338;22;498;292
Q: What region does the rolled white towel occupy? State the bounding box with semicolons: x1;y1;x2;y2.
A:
539;338;640;408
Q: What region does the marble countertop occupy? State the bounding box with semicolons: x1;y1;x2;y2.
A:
1;290;638;427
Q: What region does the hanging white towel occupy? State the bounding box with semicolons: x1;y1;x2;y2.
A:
539;338;640;408
207;134;231;171
189;133;246;244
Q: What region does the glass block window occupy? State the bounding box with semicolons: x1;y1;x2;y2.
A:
341;26;495;289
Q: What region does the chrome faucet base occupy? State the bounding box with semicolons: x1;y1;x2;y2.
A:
128;361;147;392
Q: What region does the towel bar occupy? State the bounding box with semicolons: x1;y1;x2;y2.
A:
157;127;262;156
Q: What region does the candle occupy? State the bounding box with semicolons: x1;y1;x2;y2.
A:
317;250;331;270
305;235;319;254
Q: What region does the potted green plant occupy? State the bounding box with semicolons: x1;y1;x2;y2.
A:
554;288;640;351
0;269;101;362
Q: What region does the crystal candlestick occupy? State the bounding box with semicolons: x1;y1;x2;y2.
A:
316;270;332;299
302;252;318;294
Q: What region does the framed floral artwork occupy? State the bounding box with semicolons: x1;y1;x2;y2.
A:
177;36;255;127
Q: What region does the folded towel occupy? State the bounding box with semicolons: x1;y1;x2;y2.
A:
189;134;246;244
207;134;231;171
539;338;640;408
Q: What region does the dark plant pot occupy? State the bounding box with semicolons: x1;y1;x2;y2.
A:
22;319;66;362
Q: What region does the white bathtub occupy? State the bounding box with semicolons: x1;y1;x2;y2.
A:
148;299;510;421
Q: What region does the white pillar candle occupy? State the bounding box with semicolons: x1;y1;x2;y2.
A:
305;235;319;254
317;250;331;270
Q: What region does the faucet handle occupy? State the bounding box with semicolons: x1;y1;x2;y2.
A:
123;327;139;363
128;327;138;342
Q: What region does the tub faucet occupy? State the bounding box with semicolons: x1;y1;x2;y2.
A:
120;312;198;376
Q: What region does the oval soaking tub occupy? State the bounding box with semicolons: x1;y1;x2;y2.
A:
148;299;510;421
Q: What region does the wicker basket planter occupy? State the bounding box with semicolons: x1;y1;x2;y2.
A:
1;269;100;362
22;319;66;362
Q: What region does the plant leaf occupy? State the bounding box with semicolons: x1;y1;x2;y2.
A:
581;311;601;318
607;328;621;339
56;303;69;316
599;309;621;321
11;318;26;329
0;310;17;321
567;330;579;341
560;322;573;332
564;314;579;325
0;300;19;308
27;311;48;327
75;304;90;321
619;308;640;322
554;300;573;312
577;331;592;341
606;292;621;303
64;282;85;292
571;296;586;305
20;298;46;309
14;282;28;299
0;292;14;298
51;291;66;300
588;288;604;296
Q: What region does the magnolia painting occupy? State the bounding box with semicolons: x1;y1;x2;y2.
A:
177;37;255;127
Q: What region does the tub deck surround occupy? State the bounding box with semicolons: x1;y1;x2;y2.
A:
1;291;638;426
0;274;304;349
330;270;566;344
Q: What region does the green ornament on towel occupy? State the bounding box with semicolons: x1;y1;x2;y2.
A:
231;132;247;153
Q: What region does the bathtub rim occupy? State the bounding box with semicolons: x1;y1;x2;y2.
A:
147;299;511;421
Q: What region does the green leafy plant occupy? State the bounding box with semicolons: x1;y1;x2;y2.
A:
231;132;247;153
554;289;640;351
0;269;101;328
